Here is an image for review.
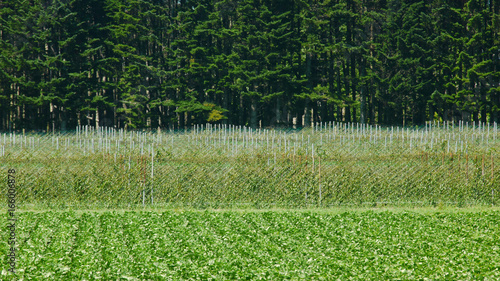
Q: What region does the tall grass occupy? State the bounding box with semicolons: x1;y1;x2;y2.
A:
1;121;499;209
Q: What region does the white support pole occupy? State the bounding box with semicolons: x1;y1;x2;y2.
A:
151;145;154;205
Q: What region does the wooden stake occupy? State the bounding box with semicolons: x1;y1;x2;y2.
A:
305;162;308;201
319;157;322;206
151;145;154;205
312;144;315;174
481;155;485;176
466;153;468;181
492;154;495;180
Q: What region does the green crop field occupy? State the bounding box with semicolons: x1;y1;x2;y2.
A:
1;123;500;279
1;209;500;280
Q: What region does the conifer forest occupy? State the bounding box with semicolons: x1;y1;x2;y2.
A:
0;0;499;131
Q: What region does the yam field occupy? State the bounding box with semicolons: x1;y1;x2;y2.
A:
1;122;500;279
1;210;500;280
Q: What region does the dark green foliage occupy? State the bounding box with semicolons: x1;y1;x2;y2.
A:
1;0;499;130
2;210;500;279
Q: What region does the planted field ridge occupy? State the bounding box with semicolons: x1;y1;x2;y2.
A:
1;210;499;280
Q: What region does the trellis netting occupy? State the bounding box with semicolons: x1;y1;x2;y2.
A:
1;122;499;209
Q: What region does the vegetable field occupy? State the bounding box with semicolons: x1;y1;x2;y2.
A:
1;122;499;208
2;123;499;279
1;210;499;280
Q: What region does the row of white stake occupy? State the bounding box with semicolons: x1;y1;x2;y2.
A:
1;122;499;157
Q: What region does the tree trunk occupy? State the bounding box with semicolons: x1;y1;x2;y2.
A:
360;57;366;124
96;106;100;130
276;95;281;126
304;52;313;127
250;97;257;129
239;93;244;125
480;82;487;123
350;53;357;122
343;61;351;122
303;99;311;128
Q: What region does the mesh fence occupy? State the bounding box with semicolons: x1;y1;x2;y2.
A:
1;122;499;209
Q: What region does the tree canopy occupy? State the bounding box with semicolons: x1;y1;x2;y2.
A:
1;0;499;130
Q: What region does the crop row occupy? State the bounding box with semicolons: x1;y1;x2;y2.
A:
1;210;499;280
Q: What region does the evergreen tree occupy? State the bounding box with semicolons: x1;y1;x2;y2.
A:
1;0;498;130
